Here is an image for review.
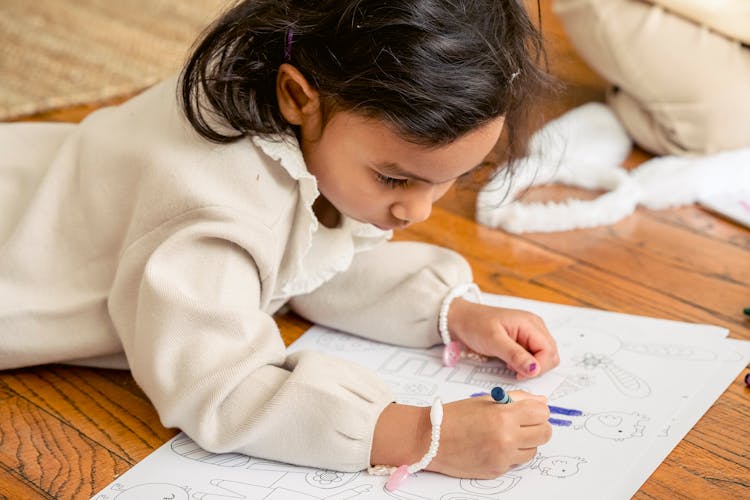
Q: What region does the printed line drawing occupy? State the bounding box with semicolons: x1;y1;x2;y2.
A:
555;323;720;363
379;375;438;398
619;342;717;361
574;352;651;398
91;305;748;500
447;360;521;390
171;433;250;466
95;482;190;500
166;434;371;498
379;375;437;406
548;371;597;400
578;411;649;441
539;408;650;442
379;350;447;378
554;326;652;398
379;349;523;392
317;331;393;352
194;478;371;499
458;476;523;496
513;454;587;478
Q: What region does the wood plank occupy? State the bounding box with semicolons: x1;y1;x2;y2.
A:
533;263;750;339
0;464;53;500
2;1;747;497
275;310;314;346
0;388;132;498
2;366;175;464
685;390;750;467
520;212;750;329
397;206;576;280
648;206;750;251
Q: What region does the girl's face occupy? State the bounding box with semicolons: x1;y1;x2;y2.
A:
300;111;505;230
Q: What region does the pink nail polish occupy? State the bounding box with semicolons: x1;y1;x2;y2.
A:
528;362;537;374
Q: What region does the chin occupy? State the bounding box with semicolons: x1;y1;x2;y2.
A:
375;221;409;231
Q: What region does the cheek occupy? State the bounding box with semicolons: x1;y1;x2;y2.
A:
433;182;455;200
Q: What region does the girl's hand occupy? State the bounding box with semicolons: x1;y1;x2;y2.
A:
429;391;551;478
447;298;559;379
371;391;552;479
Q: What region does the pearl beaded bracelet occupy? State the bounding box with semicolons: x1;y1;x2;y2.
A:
368;397;443;491
438;283;485;367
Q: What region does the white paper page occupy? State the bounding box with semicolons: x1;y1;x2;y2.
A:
699;191;750;228
480;296;746;500
286;328;565;404
616;338;750;499
91;295;747;500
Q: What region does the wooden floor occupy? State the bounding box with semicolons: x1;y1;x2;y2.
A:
2;3;749;499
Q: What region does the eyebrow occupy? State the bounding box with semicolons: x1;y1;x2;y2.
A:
375;161;483;185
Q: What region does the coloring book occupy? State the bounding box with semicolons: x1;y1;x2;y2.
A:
91;295;750;500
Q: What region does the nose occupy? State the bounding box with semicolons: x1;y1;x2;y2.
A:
390;188;434;224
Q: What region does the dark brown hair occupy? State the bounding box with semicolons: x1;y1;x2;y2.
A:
180;0;551;167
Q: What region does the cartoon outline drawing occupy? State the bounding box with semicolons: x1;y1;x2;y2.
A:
379;374;439;400
92;316;737;500
171;434;250;467
446;359;522;391
193;477;371;499
316;330;393;352
512;454;587;478
550;323;719;399
379;349;446;378
98;482;191;500
379;348;524;392
577;410;649;441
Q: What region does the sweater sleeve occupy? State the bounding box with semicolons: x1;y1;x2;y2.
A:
289;241;473;348
108;223;393;471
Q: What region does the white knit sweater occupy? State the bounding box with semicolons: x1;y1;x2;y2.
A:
0;76;473;471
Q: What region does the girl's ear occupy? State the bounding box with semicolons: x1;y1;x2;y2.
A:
276;63;321;127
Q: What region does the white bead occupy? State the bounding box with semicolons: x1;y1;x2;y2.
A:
438;283;482;345
371;398;445;480
430;397;444;425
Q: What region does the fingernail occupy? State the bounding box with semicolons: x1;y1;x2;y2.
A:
527;362;537;374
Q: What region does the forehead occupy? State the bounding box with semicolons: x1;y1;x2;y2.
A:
323;111;504;182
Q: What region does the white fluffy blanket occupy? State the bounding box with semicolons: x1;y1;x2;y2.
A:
476;102;750;233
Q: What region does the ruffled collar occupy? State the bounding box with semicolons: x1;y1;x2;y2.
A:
251;135;391;298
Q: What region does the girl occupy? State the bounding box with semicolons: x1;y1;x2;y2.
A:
0;0;558;481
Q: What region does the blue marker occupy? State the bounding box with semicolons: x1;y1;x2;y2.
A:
491;386;512;404
471;391;581;426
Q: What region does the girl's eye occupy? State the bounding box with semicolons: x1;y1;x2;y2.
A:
375;172;409;189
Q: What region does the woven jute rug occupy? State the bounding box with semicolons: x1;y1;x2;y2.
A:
0;0;229;120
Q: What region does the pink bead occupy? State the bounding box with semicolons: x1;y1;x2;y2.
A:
386;465;410;491
442;341;462;367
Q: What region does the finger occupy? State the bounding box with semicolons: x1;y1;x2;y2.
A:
512;397;551;424
507;390;547;404
517;317;559;376
516;421;553;448
490;334;539;377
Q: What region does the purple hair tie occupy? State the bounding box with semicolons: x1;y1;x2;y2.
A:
284;30;293;62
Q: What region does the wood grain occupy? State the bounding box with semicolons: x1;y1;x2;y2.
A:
2;2;749;498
